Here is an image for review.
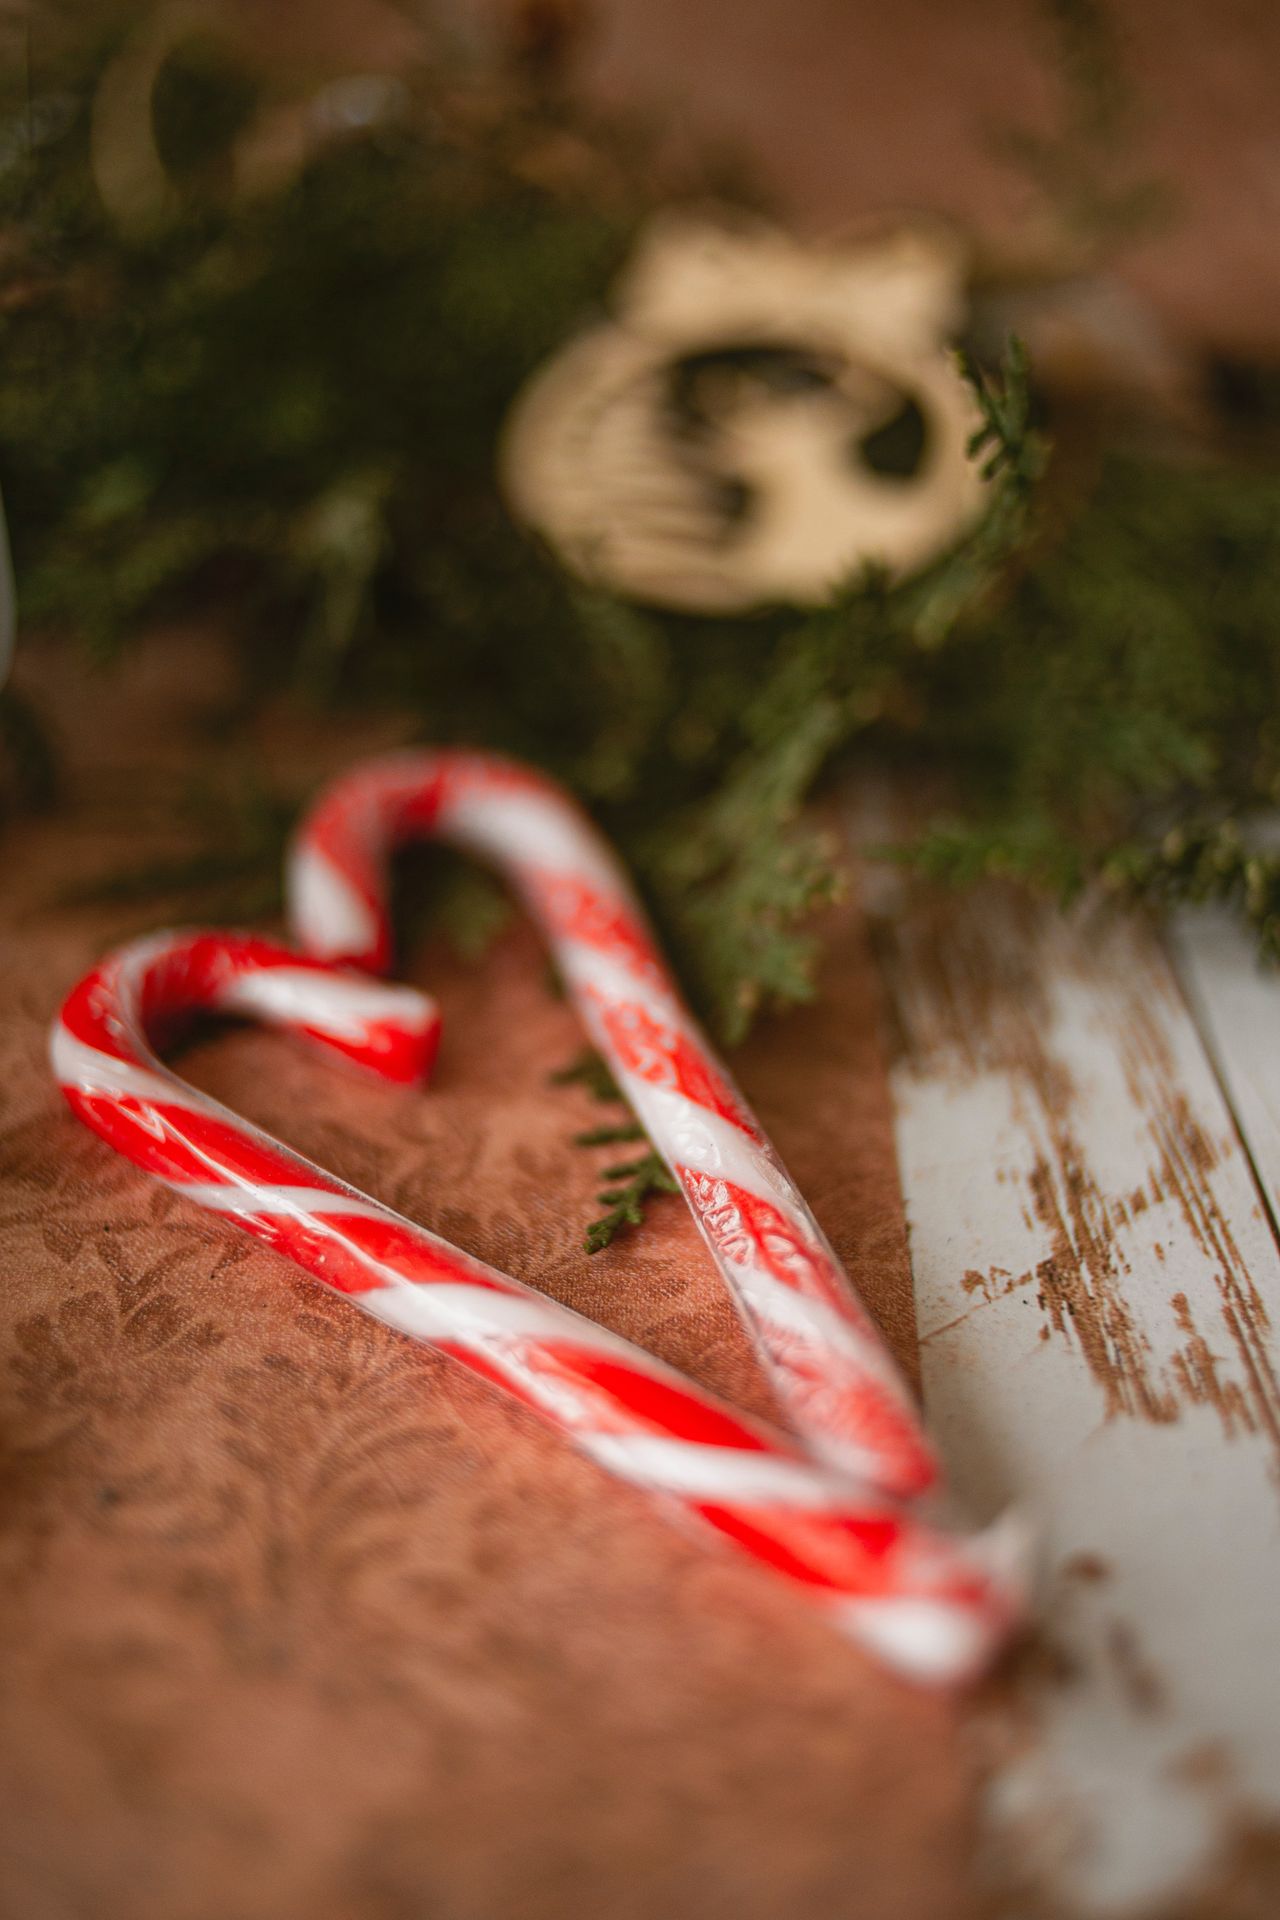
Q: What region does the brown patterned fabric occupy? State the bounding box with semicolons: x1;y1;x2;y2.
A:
0;636;978;1920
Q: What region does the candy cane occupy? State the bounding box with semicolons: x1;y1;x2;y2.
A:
289;751;935;1501
51;927;1023;1682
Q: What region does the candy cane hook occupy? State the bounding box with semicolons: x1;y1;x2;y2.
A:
289;751;935;1501
51;927;1022;1682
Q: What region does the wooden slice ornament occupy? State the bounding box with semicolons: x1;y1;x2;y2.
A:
501;213;989;612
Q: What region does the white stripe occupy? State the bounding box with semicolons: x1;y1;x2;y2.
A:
581;1431;848;1509
165;1186;823;1482
218;967;433;1041
167;1180;650;1356
112;928;194;987
50;1023;196;1113
831;1595;992;1682
172;1186;873;1465
356;1275;649;1360
443;789;625;900
557;941;684;1028
626;1083;800;1214
288;842;379;959
165;1185;549;1327
174;1181;393;1223
729;1266;911;1392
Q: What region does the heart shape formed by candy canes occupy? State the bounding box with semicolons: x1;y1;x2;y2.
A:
51;764;1026;1683
291;751;939;1499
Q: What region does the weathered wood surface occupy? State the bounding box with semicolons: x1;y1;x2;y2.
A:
855;824;1280;1917
1173;908;1280;1247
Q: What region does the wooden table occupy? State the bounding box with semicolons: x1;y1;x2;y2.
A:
858;808;1280;1915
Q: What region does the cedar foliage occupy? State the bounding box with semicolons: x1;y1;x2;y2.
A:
3;16;1280;1073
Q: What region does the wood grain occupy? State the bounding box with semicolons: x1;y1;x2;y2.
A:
1173;908;1280;1248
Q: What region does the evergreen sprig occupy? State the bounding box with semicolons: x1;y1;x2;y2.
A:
585;1152;680;1256
573;1121;646;1148
550;1047;624;1105
1104;823;1280;962
0;31;1056;1056
888;450;1280;909
551;1048;677;1250
5;18;1280;1104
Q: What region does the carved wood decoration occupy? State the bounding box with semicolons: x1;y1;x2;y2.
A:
501;214;988;612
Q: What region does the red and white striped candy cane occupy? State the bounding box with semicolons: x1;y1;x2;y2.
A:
288;751;935;1501
51;927;1022;1682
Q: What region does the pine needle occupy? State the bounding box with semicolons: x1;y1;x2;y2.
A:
551;1049;678;1248
584;1152;680;1255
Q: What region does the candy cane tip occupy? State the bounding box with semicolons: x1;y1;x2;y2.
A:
309;998;442;1085
977;1505;1036;1603
381;1002;443;1086
288;840;383;970
213;961;443;1089
836;1595;1009;1686
831;1506;1032;1684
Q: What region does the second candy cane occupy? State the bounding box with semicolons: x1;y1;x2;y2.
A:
291;750;933;1502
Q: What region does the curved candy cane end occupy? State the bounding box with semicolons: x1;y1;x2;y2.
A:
838;1509;1032;1685
209;958;443;1088
304;990;443;1086
979;1503;1037;1597
53;931;444;1093
287;838;389;973
840;1596;1005;1686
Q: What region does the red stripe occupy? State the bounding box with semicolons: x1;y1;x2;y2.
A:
391;770;449;832
596;999;755;1132
546;1349;776;1451
692;1503;909;1595
60;971;137;1061
293;1011;441;1085
281;1208;511;1296
679;1168;937;1497
527;872;665;982
681;1169;859;1317
63;1090;327;1193
213;1206;484;1298
428;1339;551;1415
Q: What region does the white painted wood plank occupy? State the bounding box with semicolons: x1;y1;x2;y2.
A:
1172;906;1280;1239
853;840;1280;1917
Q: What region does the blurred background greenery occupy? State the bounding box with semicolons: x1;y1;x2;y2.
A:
3;0;1280;1049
